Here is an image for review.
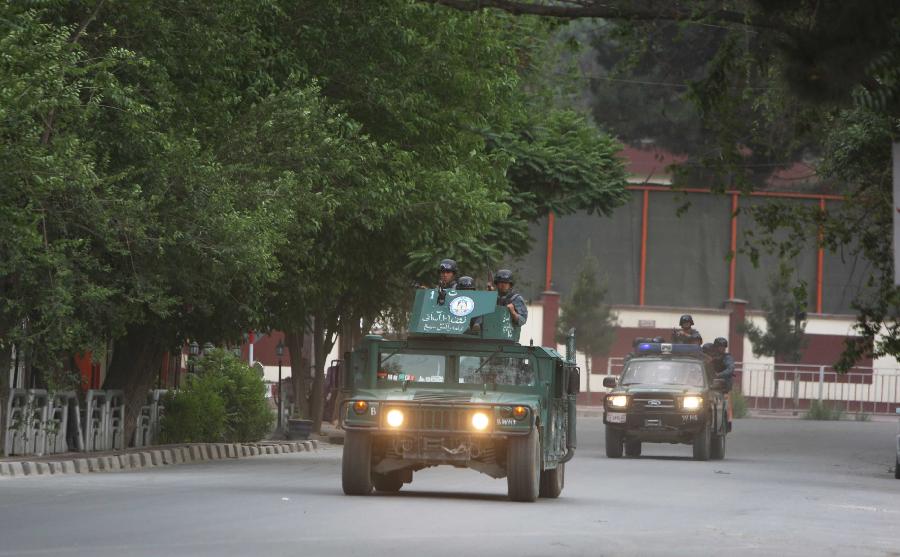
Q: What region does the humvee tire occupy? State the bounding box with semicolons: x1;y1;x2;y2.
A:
373;471;404;493
605;426;624;458
625;440;642;457
539;463;564;498
507;428;540;502
692;422;711;461
342;430;374;495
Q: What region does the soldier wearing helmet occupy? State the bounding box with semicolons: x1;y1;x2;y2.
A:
438;259;459;289
493;269;527;326
710;337;734;390
672;314;702;345
456;276;475;290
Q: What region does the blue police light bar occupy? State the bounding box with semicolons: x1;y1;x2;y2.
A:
635;343;703;356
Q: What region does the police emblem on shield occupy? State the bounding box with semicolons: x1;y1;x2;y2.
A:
449;296;475;317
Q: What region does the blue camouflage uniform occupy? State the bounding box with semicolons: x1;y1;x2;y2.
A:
498;290;528;326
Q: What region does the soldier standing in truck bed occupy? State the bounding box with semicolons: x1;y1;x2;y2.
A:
494;269;527;326
672;314;702;345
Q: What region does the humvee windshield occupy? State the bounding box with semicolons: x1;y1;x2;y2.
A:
621;360;705;387
378;353;446;383
459;355;534;386
374;351;535;386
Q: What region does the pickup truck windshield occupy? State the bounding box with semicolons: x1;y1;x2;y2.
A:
621;360;705;387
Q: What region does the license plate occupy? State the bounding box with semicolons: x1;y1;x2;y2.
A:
606;412;626;423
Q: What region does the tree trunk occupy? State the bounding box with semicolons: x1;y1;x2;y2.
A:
0;343;11;456
285;329;309;419
102;324;166;447
311;314;338;435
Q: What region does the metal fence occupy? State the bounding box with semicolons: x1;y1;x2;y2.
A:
594;358;900;415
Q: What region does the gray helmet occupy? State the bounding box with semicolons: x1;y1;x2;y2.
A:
457;276;475;290
438;259;458;274
714;337;728;348
679;314;694;326
493;269;514;285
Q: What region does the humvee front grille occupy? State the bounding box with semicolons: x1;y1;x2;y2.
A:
407;406;468;431
412;391;473;403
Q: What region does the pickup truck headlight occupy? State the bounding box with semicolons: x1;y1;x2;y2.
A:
608;395;629;408
681;396;703;410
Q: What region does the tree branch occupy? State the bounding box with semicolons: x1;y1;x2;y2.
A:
422;0;791;33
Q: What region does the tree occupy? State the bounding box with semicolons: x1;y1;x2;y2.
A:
428;0;900;369
556;248;618;387
743;262;808;363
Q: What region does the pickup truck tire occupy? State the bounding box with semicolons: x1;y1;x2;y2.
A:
605;426;624;458
539;463;565;498
373;471;404;493
693;421;711;461
342;430;374;495
507;428;541;502
710;430;726;460
625;440;642;457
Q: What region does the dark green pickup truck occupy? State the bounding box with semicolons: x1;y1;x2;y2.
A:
341;288;580;502
602;342;731;461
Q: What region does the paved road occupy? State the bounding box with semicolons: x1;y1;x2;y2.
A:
1;417;898;557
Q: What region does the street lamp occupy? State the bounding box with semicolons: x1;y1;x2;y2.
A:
189;341;199;375
276;339;285;435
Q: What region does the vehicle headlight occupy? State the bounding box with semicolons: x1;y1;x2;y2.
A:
682;396;703;410
608;395;628;408
471;411;490;431
512;406;528;421
352;400;369;415
386;409;404;427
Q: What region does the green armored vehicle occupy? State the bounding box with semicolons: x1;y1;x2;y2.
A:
341;288;580;502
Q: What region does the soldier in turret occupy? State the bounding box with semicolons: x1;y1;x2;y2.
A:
456;276;475;290
494;269;527;327
438;259;459;289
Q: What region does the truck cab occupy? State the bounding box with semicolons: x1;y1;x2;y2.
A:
341;287;580;502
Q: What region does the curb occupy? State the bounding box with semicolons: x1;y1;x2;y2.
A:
0;440;320;479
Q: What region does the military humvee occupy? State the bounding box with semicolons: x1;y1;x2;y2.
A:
341;287;580;502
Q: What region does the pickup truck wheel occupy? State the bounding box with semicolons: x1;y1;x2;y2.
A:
625;440;642;457
342;430;373;495
507;428;540;502
539;463;565;498
710;430;726;460
693;422;711;461
373;471;404;493
605;426;624;458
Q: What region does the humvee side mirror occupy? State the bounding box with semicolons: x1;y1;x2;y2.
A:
712;378;728;391
602;376;617;389
567;367;581;395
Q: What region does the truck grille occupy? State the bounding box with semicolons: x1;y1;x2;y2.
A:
412;391;473;403
633;396;676;410
407;406;468;431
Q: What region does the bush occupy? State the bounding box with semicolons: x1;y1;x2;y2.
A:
853;412;871;422
805;400;844;421
160;349;273;443
730;389;748;419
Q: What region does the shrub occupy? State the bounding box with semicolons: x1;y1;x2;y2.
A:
730;389;749;419
160;349;273;443
805;400;844;421
853;412;871;422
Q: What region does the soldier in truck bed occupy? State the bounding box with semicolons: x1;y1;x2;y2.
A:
672;314;703;345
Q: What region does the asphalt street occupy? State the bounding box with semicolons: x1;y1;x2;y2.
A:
1;417;898;557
